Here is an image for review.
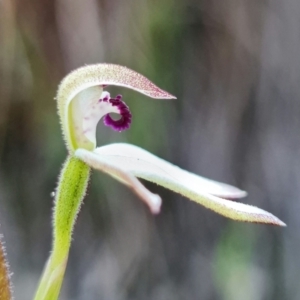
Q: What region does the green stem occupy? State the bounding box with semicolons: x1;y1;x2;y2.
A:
34;155;90;300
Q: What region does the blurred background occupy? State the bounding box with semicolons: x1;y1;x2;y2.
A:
0;0;298;299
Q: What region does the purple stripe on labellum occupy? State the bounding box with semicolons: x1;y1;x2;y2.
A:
103;95;132;132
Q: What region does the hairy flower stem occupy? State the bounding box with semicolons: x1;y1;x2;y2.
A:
34;156;90;300
0;237;12;300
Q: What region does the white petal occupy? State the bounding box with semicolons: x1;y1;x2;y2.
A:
70;86;103;150
77;144;285;226
71;89;120;150
95;144;246;199
75;149;161;214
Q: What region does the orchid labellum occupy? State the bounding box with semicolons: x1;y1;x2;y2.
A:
34;64;285;300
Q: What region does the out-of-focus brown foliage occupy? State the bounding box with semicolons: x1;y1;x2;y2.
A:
0;237;12;300
0;0;298;299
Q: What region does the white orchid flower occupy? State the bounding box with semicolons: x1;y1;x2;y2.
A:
57;64;285;226
34;64;285;300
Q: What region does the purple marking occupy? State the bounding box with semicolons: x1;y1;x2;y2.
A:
103;94;132;132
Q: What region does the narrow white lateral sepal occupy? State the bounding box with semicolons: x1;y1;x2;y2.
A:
78;143;285;226
75;148;161;214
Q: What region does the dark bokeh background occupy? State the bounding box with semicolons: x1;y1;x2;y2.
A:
0;0;298;299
